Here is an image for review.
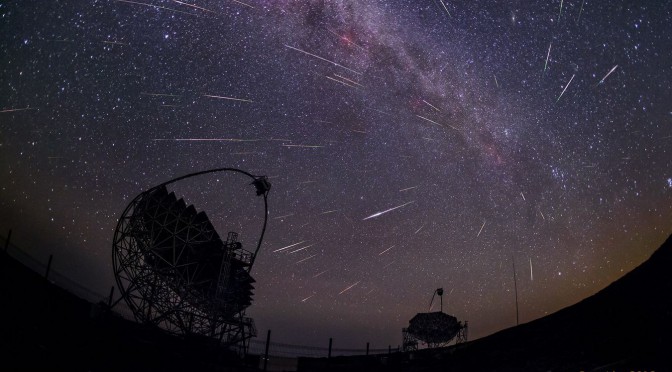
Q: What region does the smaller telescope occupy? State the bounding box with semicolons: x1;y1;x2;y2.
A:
402;288;468;351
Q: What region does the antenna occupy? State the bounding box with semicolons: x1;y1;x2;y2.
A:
512;255;519;325
428;288;444;312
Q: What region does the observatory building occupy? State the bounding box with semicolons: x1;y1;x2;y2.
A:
402;288;468;351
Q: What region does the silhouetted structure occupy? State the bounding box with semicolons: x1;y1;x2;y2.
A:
402;288;467;351
112;168;270;352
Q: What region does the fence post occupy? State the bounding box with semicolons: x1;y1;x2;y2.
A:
388;345;391;355
263;329;271;371
45;254;53;280
328;337;332;359
107;286;115;307
4;229;11;252
366;342;369;356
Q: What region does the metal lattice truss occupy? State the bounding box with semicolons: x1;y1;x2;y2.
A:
402;313;468;351
112;186;256;347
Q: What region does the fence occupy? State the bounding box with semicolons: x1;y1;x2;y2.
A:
1;230;139;321
1;229;398;371
247;330;400;371
248;337;395;358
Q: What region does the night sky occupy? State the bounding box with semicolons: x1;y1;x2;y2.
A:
2;0;672;349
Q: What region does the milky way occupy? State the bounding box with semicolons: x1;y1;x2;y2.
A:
1;0;672;348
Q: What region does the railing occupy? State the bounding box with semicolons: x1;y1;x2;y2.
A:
248;338;393;358
1;230;398;367
1;231;137;320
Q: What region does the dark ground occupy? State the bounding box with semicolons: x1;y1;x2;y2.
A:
0;249;258;371
301;234;672;372
2;234;671;371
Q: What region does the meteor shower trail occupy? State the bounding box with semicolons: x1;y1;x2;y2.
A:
477;220;486;237
284;44;362;75
597;65;618;85
4;0;668;354
203;94;253;103
556;74;575;102
363;201;415;220
544;42;552;72
339;281;361;295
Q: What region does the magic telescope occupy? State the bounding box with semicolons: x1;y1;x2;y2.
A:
112;168;270;349
403;288;468;351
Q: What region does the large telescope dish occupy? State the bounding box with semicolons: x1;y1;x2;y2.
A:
111;168;270;349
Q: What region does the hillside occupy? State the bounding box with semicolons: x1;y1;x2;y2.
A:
415;234;672;371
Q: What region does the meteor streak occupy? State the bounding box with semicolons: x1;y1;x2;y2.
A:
577;0;585;22
325;75;356;88
597;65;618;85
0;107;35;113
230;0;255;9
544;42;552;72
319;209;340;215
171;0;214;13
414;224;425;234
284;45;362;75
477;220;486;237
339;281;360;295
378;245;395;255
422;100;441;112
334;74;364;87
282;144;325;148
115;0;197;16
399;186;418;192
203;94;253;103
273;240;307;253
102;40;128;45
313;269;329;278
530;258;534;281
273;213;294;220
141;92;181;97
556;74;575;103
438;0;450;16
363;201;415;220
290;244;315;254
558;0;564;22
301;294;315;302
152;138;259;142
295;254;317;264
415;114;442;127
520;192;526;201
416;115;459;131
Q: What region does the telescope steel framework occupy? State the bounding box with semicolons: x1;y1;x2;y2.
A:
112;168;270;351
402;288;468;351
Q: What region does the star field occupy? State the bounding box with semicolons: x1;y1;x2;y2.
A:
1;0;672;348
